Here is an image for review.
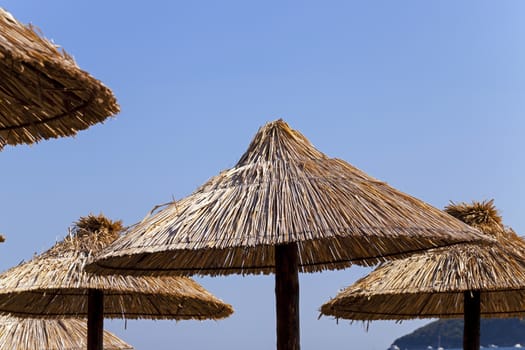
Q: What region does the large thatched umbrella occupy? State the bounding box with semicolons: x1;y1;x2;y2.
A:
0;315;133;350
320;200;525;350
0;214;233;350
0;7;119;148
87;119;488;350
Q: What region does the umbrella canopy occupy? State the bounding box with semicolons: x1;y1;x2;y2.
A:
0;7;119;148
0;316;133;350
320;200;525;350
0;214;233;320
88;119;487;276
87;120;488;350
320;200;525;319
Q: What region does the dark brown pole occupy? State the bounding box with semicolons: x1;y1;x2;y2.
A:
463;290;481;350
88;289;104;350
275;243;300;350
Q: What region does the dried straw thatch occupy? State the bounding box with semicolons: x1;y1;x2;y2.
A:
0;316;133;350
0;8;119;148
0;214;233;320
320;200;525;320
88;119;488;276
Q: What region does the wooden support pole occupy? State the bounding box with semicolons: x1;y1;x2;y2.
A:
463;290;481;350
88;289;104;350
275;243;300;350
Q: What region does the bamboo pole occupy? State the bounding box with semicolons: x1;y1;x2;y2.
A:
275;243;300;350
88;289;104;350
463;291;480;350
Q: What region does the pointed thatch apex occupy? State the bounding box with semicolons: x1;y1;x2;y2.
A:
47;214;123;257
74;215;123;237
72;214;123;246
445;199;502;229
445;200;509;238
236;119;326;165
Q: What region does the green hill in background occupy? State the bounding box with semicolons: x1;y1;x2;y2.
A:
392;318;525;349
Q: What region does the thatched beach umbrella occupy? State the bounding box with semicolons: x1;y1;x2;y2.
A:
87;119;488;350
0;214;233;350
0;7;119;148
320;200;525;350
0;315;133;350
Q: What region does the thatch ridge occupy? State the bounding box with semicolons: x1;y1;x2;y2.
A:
320;199;525;320
87;119;489;276
46;214;123;257
0;7;119;148
0;214;233;320
0;315;133;350
445;200;503;236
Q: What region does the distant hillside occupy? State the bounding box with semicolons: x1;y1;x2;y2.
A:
392;318;525;350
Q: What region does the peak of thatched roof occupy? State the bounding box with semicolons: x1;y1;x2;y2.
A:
87;119;489;277
445;200;503;234
72;214;123;250
0;7;119;148
445;200;519;240
46;214;123;257
74;214;123;239
236;119;325;165
320;200;525;321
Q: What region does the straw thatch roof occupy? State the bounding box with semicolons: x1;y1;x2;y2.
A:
88;119;488;276
0;214;233;320
0;7;119;148
0;316;133;350
320;200;525;320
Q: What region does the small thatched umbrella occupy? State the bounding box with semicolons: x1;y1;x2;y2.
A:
0;214;233;350
87;119;488;350
0;7;119;148
320;200;525;350
0;315;133;350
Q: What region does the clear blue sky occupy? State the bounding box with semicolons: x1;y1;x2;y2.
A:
1;1;524;349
